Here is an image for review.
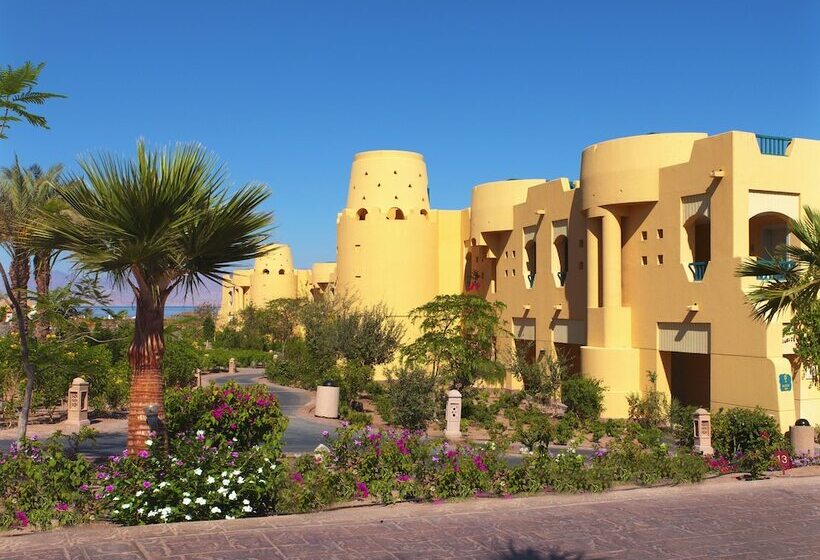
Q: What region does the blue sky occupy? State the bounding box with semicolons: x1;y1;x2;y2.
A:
2;1;818;274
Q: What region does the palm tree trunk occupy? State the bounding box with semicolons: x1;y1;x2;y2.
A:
127;296;167;453
9;245;30;320
33;250;52;340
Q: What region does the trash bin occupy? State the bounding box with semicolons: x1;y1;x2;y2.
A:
315;380;340;419
790;419;816;457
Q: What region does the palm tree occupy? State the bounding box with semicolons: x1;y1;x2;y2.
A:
0;160;64;331
736;206;820;322
0;61;66;140
30;141;273;452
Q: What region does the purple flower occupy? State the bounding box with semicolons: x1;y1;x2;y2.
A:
396;473;411;482
14;511;29;527
105;484;114;493
231;451;239;458
137;450;149;459
96;472;109;480
291;472;304;484
354;439;362;446
55;502;69;512
79;484;89;492
472;455;488;472
354;482;369;499
594;448;608;458
432;455;440;463
322;430;329;438
142;481;152;489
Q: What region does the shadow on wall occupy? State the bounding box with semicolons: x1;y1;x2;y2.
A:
495;546;596;560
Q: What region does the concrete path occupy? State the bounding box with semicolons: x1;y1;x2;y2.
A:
1;472;818;559
0;369;336;457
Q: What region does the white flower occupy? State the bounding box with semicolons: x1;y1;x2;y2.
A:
121;503;131;509
237;476;245;484
225;515;235;520
195;497;207;505
135;490;144;497
206;476;215;484
243;505;253;512
257;467;263;473
228;491;237;500
216;487;228;495
145;439;153;447
232;437;238;442
242;499;250;505
147;510;158;518
194;468;203;476
182;492;190;497
221;471;227;477
196;429;204;437
184;515;192;520
232;469;241;476
222;479;230;486
210;506;221;514
158;481;168;488
113;497;120;501
137;508;144;514
182;497;192;506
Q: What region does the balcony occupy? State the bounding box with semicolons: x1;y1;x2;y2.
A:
756;134;792;156
557;271;567;287
688;261;708;282
755;258;795;281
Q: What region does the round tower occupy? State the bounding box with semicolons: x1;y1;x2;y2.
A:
336;150;438;329
248;244;298;306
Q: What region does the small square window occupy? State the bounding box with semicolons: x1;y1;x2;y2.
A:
657;255;664;265
641;256;648;266
512;269;516;277
657;229;664;239
512;250;517;258
504;270;508;277
641;231;648;241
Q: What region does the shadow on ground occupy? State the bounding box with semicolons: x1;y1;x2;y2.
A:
496;545;596;559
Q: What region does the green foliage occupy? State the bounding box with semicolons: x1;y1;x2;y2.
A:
0;436;102;530
669;399;696;449
383;367;436;430
513;408;555;451
403;294;507;389
164;382;288;453
0;61;66;140
163;338;202;387
336;360;374;403
508;342;568;404
626;371;669;428
217;299;303;351
202;315;215;341
202;347;269;370
561;376;605;420
711;407;784;457
784;298;820;383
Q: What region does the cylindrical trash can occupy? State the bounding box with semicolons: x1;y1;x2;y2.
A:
315;381;340;419
790;420;816;457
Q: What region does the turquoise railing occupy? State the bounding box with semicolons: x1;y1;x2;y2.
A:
557;271;566;286
756;134;792;156
688;261;708;281
755;258;795;281
527;273;535;288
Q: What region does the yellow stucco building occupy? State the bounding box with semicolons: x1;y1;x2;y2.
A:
220;131;820;426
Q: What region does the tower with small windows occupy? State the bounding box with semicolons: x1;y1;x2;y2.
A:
248;244;298;306
336;150;442;332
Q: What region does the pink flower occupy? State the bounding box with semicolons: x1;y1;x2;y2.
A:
79;484;89;492
355;482;369;499
322;430;329;438
142;481;152;489
396;473;411;482
105;484;114;493
291;472;304;484
55;502;69;512
14;511;29;527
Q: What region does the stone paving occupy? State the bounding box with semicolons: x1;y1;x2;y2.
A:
1;474;818;559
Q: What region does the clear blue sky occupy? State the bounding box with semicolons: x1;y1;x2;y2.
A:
2;1;818;270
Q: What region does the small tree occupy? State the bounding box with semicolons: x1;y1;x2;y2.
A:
508;342;569;404
0;61;66;140
403;294;507;389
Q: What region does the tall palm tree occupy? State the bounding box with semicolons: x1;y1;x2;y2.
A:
0;160;64;327
736;206;820;322
30;141;273;452
0;61;66;140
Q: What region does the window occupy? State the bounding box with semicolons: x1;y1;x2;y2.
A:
262;269;270;275
387;207;405;220
641;231;648;241
278;269;285;275
525;239;537;288
357;208;368;220
657;229;664;239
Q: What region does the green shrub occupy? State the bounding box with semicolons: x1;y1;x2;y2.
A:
0;435;103;530
336;360;374;403
626;371;668;428
711;407;784;457
669;399;696;449
201;348;269;371
384;367;435;430
164;382;288;453
514;409;554;451
508;343;568;404
561;376;605;420
163;338;202;387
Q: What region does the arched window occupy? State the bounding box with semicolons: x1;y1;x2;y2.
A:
262;269;270;275
357;208;368;220
684;214;711;281
553;235;568;286
278;269;285;275
749;212;790;258
525;239;537;288
420;209;428;217
387;207;405;220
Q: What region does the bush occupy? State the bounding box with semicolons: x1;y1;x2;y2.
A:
513;408;554;451
163;338;202;387
626;371;668;428
336;360;374;403
0;435;103;530
509;344;567;404
711;407;784;457
669;399;696;449
201;348;269;371
164;382;288;453
384;367;435;430
561;376;605;420
263;339;330;390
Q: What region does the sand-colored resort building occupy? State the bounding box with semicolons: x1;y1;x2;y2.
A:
219;131;820;426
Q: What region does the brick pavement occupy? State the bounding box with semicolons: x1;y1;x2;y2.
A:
1;474;818;559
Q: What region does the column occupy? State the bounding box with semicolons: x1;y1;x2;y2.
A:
602;209;622;308
586;218;600;308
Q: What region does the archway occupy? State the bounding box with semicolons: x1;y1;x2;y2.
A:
553;234;568;286
357;208;368;220
387;207;405;220
684;214;711;281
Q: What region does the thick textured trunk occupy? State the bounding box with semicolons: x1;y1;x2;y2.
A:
9;246;30;319
33;250;52;340
127;297;167;453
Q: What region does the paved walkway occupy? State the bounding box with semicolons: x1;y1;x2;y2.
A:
0;369;336;457
1;473;818;559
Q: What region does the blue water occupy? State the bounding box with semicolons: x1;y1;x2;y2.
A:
87;306;198;318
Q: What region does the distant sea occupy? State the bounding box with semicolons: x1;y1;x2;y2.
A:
87;306;198;318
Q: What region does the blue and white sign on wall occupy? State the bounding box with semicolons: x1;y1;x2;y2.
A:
778;373;792;392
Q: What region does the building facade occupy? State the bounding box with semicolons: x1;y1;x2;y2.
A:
219;131;820;426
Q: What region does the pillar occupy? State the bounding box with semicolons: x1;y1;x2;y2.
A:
601;209;622;309
586;218;600;309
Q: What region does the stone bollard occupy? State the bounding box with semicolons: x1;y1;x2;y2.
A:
692;408;714;455
315;380;340;419
67;377;90;427
228;358;236;375
444;389;462;441
790;419;816;457
194;368;202;388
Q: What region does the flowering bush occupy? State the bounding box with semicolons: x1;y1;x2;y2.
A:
95;433;281;525
164;382;287;452
711;407;784;456
0;435;104;530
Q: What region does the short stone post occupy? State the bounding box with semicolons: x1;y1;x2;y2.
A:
228;358;236;375
692;408;713;455
444;389;462;440
790;419;816;457
67;377;90;427
315;380;340;419
194;368;202;388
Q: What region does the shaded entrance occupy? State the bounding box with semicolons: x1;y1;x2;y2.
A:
663;352;710;408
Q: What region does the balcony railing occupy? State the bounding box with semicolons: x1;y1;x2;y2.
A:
755;258;795;281
527;273;535;288
756;134;792;156
557;271;566;287
688;261;708;281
